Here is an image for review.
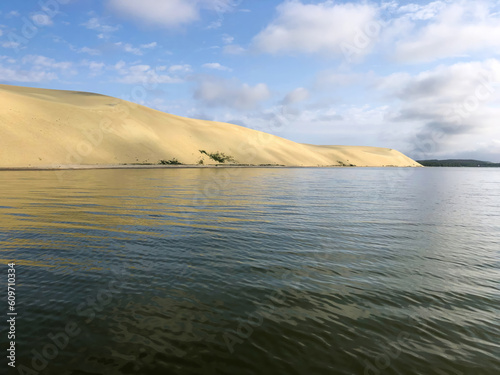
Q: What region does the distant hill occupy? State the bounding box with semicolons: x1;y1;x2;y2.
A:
417;159;500;167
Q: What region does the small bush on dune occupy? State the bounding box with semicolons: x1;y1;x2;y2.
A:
199;150;235;163
337;160;355;167
159;158;183;165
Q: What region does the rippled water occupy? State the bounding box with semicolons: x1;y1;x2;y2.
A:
1;167;499;375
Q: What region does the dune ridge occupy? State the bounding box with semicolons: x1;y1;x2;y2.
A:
0;84;421;168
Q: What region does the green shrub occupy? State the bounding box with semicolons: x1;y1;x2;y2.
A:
159;158;182;165
199;150;235;163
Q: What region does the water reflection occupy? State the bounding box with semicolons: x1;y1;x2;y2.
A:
1;168;499;374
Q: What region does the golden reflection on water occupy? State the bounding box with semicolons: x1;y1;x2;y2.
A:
0;168;283;271
0;258;55;268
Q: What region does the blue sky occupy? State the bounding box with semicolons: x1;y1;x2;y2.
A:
1;0;500;161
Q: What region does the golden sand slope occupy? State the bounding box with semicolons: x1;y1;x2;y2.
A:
0;84;421;168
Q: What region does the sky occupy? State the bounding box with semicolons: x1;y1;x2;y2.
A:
1;0;500;162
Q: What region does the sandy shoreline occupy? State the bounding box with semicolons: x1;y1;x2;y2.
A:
0;164;416;172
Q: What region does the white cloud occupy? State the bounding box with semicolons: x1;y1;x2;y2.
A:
223;44;245;55
21;55;74;71
0;30;3;37
282;87;309;105
0;65;57;82
202;62;232;71
140;42;157;49
1;41;20;49
314;71;366;89
114;42;159;55
81;60;105;76
221;104;387;146
207;18;223;30
222;34;234;44
107;0;237;29
6;11;20;18
108;0;197;28
0;55;74;82
122;44;141;55
168;64;192;73
31;13;54;26
396;1;447;21
114;61;183;84
252;1;378;57
78;47;101;56
378;60;500;104
114;42;142;55
248;0;500;64
82;17;120;33
392;1;500;63
194;77;271;110
0;56;16;64
376;59;500;158
88;61;105;71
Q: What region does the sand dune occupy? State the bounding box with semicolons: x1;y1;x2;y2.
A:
0;84;421;168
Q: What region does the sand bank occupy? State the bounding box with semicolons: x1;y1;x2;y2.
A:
0;84;421;168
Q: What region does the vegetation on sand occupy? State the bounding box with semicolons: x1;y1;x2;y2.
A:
159;158;183;165
337;160;355;167
199;150;235;163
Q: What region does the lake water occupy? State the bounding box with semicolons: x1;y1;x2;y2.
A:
1;167;499;375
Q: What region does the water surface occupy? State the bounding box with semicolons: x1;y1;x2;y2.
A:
1;167;499;375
